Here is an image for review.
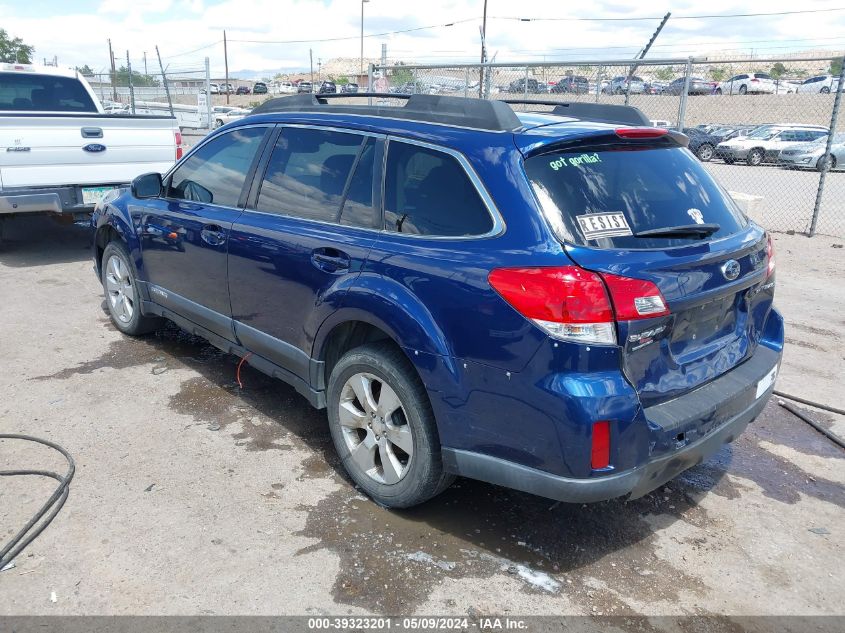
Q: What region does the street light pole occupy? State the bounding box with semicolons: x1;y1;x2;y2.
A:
360;0;369;78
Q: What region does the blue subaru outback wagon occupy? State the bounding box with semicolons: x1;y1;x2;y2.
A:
92;94;783;508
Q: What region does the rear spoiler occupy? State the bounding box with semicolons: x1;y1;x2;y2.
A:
502;100;651;127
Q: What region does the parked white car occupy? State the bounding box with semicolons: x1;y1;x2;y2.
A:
716;124;828;165
716;73;780;95
213;107;251;128
207;83;220;94
795;75;841;94
274;81;296;94
0;63;181;222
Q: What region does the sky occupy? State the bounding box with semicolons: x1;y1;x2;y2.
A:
3;0;845;77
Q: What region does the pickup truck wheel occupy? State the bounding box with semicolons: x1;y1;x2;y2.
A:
327;342;454;508
747;148;764;166
101;241;162;336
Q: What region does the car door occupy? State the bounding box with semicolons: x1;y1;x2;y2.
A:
227;125;382;380
135;125;270;341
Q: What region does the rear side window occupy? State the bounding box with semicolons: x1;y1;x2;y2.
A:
0;72;97;112
257;127;363;221
525;146;748;249
167;127;266;207
340;138;377;228
383;142;493;237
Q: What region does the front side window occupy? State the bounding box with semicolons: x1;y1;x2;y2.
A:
256;127;365;222
383;141;493;237
167;127;266;207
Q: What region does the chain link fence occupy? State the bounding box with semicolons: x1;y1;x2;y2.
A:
371;55;845;238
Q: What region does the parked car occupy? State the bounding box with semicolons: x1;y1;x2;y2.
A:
0;64;181;224
551;76;589;94
236;86;251;95
643;81;667;95
214;107;251;128
507;78;544;94
342;82;359;93
717;124;828;165
795;75;840;94
318;81;337;94
715;73;778;95
275;81;296;94
208;83;220;94
212;106;236;115
253;82;268;95
92;94;782;508
779;133;845;171
665;77;715;95
222;83;235;94
685;126;749;161
297;81;313;94
604;76;646;95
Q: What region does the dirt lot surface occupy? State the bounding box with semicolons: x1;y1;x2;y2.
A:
0;217;843;619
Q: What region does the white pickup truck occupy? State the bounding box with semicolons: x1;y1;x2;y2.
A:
0;63;181;224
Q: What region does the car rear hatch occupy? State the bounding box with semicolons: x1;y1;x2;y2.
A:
520;127;776;407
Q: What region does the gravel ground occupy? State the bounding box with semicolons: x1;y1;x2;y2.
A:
0;216;843;620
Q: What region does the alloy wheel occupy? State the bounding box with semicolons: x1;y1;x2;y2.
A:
338;372;413;485
105;255;135;324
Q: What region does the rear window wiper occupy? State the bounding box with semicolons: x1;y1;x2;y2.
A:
633;223;720;238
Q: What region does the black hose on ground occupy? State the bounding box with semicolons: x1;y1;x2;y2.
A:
777;401;845;450
773;390;845;417
0;434;75;569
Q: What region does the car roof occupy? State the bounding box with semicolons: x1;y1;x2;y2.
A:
234;94;654;156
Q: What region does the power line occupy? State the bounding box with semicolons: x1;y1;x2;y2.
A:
491;7;845;22
162;40;223;59
228;17;479;45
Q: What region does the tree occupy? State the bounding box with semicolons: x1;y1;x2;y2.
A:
389;66;414;86
0;28;34;63
830;57;844;76
75;64;94;76
769;62;788;79
654;67;676;81
709;67;728;82
114;65;159;87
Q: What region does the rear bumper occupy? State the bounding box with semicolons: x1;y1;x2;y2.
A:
442;344;780;503
0;185;118;216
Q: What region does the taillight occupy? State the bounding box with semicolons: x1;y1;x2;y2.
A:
615;127;669;139
487;266;670;345
591;421;611;469
174;131;183;160
600;273;670;320
488;266;615;345
766;234;775;277
751;78;760;83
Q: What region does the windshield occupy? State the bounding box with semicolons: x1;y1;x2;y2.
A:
747;127;779;140
524;145;748;249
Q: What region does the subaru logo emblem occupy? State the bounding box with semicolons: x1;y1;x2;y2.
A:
721;259;741;281
83;143;106;153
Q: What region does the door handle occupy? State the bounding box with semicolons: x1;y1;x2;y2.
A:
311;248;350;273
200;224;226;246
81;127;103;138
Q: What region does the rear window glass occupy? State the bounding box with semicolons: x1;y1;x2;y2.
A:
0;72;97;112
524;146;748;249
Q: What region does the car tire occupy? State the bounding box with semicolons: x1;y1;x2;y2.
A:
739;85;748;95
326;342;455;508
715;88;722;95
817;155;836;172
696;143;714;162
101;241;163;336
821;86;831;94
747;148;764;166
215;119;224;129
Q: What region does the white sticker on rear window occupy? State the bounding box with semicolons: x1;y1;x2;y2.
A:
575;212;633;240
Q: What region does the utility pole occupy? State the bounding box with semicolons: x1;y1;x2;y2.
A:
360;0;370;77
126;50;135;114
143;51;147;76
156;45;174;117
310;48;314;85
108;39;118;101
224;30;230;105
624;11;671;105
478;0;488;98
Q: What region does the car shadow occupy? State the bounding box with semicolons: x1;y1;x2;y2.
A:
0;215;93;267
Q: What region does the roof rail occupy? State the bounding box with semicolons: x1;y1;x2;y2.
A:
502;100;651;127
250;93;522;132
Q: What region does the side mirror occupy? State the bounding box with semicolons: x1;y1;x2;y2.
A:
131;172;163;199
